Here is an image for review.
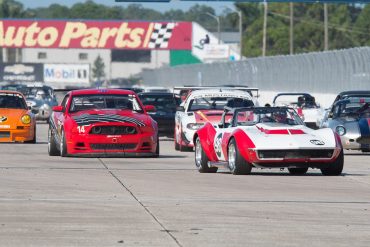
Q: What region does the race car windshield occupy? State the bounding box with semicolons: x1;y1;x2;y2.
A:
0;94;27;109
69;94;143;113
333;99;370;118
139;95;180;113
234;108;304;126
188;97;253;111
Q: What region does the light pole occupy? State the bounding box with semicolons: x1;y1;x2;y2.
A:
223;6;243;60
262;1;268;57
206;12;221;44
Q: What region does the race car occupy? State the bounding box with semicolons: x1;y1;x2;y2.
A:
48;88;159;157
273;93;325;129
194;106;343;175
320;97;370;152
0;90;36;143
174;88;255;151
138;92;181;136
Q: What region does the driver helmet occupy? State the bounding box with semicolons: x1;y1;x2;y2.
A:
36;90;46;100
274;111;287;123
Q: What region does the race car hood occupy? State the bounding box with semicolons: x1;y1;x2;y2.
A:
70;109;149;127
241;123;336;149
194;110;225;123
0;108;28;128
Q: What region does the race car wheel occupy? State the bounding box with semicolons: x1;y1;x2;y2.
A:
174;129;180;151
48;127;59;156
60;130;68;157
288;167;308;175
195;136;217;173
153;138;160;158
228;138;252;175
320;150;344;176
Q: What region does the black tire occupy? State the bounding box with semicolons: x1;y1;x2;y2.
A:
174;130;180;151
175;141;180;151
60;129;68;157
48;127;59;156
228;138;252;175
194;136;217;173
25;126;36;144
288;167;308;175
320;150;344;176
153;138;159;158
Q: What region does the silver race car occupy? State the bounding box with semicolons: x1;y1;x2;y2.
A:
320;97;370;152
24;84;58;121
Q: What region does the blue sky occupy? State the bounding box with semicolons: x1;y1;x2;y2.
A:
17;0;235;14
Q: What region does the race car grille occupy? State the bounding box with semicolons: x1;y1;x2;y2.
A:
90;143;137;150
0;131;10;138
90;126;137;135
257;149;334;159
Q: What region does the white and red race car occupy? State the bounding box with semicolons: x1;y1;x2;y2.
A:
194;106;343;175
174;88;256;151
273;93;325;129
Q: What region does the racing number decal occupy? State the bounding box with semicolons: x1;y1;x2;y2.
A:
77;126;86;133
214;133;223;158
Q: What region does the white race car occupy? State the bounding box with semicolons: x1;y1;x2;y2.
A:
194;106;343;175
273;93;325;129
174;88;256;151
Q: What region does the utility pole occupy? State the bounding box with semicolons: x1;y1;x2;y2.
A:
290;2;294;55
262;1;268;56
238;10;243;60
206;12;221;44
324;3;328;51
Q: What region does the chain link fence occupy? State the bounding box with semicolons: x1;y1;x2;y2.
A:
142;47;370;95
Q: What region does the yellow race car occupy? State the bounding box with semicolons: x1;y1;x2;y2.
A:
0;90;36;143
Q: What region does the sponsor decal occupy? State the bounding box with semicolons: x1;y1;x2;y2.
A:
0;116;7;123
0;20;191;50
0;125;10;129
310;139;325;145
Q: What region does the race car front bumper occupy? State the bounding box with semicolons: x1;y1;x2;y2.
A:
65;131;158;155
0;127;34;142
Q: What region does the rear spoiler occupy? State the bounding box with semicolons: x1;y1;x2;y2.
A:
173;86;259;97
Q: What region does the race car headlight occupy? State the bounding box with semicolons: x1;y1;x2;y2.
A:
336;126;346;136
187;123;204;130
21;114;31;124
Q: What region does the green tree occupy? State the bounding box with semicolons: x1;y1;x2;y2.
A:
92;55;106;82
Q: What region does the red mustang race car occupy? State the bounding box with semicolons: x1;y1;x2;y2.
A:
194;106;343;175
48;89;159;157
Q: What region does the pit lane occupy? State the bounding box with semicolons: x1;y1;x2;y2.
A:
0;122;369;247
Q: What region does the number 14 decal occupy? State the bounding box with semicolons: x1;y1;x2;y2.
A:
77;126;87;133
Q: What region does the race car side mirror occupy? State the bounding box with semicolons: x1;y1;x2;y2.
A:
27;106;32;110
176;106;185;112
52;106;64;112
144;105;156;112
328;112;333;118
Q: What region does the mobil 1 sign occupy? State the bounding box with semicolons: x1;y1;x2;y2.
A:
44;64;90;84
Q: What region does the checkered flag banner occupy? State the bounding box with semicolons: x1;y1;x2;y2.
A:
148;23;175;49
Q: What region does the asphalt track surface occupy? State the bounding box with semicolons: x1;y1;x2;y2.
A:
0;123;369;247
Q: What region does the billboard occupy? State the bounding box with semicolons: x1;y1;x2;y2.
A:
44;64;90;84
0;20;192;50
0;63;43;82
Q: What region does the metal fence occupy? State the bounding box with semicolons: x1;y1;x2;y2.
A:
142;47;370;94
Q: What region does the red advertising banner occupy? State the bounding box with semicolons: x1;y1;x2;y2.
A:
0;19;192;50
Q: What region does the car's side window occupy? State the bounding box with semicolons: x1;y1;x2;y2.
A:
61;94;69;110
